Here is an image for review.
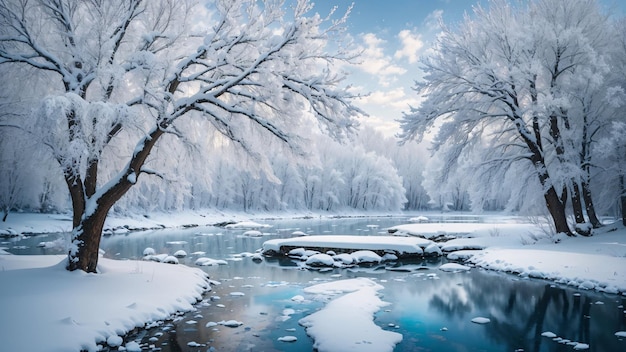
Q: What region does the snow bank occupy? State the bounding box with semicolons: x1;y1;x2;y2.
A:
299;278;402;352
471;249;626;293
0;255;210;352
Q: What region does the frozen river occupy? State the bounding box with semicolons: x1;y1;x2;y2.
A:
5;216;626;351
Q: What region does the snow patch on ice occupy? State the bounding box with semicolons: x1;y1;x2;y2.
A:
299;278;402;352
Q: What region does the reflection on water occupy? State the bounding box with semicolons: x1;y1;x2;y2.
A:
4;216;626;351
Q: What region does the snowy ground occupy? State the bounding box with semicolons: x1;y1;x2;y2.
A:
389;218;626;294
1;210;626;351
0;255;210;352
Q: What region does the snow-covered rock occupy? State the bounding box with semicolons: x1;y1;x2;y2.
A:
124;341;142;352
306;253;335;267
409;216;429;223
195;257;227;266
424;243;443;256
162;256;179;264
333;253;356;265
173;250;187;258
277;336;297;342
143;253;168;262
288;247;319;259
471;317;490;324
106;335;123;347
351;250;382;264
439;263;471;272
242;230;263;237
446;250;479;261
381;253;398;261
219;320;243;327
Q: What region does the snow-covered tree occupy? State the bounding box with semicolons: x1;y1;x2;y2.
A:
399;0;615;235
595;121;626;225
0;0;363;272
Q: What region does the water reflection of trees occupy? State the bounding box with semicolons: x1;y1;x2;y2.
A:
429;270;623;351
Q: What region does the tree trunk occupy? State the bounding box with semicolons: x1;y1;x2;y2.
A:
65;126;164;272
66;202;111;273
544;186;573;236
570;181;585;224
619;175;626;226
581;180;602;228
570;181;591;236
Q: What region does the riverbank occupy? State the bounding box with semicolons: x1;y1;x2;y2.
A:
0;209;405;236
0;255;211;352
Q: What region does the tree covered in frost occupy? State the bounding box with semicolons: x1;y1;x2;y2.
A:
399;0;618;235
0;0;364;272
591;17;626;226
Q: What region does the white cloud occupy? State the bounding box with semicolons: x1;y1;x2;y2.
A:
394;29;424;64
425;9;444;31
356;33;406;86
359;87;419;111
354;87;423;137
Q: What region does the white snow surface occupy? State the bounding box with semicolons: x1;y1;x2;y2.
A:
299;278;403;352
0;254;209;352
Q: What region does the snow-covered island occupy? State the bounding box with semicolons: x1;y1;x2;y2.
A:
261;235;440;259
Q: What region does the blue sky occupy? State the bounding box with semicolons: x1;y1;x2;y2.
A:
308;0;626;137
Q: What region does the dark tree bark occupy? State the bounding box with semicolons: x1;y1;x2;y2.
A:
544;186;572;236
570;182;585;225
581;180;602;228
67;204;109;273
619;175;626;226
570;182;592;236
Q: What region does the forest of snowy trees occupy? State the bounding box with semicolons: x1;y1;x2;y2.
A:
399;0;626;234
1;0;626;268
0;122;430;215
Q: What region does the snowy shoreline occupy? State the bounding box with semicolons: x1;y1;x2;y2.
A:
0;255;211;352
0;209;408;236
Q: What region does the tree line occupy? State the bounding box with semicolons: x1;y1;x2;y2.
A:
399;0;626;234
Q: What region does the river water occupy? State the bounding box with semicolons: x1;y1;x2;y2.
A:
4;216;626;351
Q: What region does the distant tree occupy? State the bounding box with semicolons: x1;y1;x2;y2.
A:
594;18;626;226
399;0;614;235
0;0;363;272
357;126;429;210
